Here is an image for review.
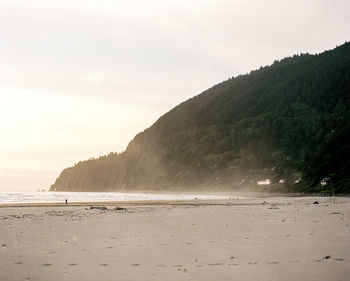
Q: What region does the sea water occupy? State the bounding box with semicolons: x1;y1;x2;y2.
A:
0;191;232;204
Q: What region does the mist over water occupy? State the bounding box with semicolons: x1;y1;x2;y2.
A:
0;191;235;204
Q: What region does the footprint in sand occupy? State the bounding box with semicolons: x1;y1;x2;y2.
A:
100;264;108;267
130;264;139;266
42;263;52;267
14;262;23;265
68;263;78;266
208;263;223;266
177;268;187;272
268;262;279;264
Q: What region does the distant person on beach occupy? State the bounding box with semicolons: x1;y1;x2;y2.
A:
65;199;68;204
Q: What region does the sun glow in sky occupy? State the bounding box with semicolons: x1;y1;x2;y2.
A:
0;86;177;191
1;0;349;191
0;87;162;169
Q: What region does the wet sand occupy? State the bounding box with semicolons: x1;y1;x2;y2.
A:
0;196;349;281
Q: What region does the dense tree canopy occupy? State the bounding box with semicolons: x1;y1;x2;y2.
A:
51;43;350;193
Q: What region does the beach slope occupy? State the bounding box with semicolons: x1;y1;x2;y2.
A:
1;196;349;281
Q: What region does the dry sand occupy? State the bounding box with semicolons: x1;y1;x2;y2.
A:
0;196;349;281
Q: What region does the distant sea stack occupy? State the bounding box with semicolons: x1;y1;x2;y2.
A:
51;43;350;193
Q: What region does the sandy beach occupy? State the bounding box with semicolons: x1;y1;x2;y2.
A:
1;196;349;281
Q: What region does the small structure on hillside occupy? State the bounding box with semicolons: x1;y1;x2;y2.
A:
294;178;301;184
257;179;271;185
321;177;331;186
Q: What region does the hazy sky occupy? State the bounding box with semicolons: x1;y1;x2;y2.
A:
1;0;349;191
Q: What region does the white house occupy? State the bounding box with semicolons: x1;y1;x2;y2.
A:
257;179;271;185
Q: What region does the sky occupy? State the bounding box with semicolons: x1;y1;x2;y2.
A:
1;0;349;191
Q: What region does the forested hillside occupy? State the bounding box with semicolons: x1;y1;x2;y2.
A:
50;43;350;193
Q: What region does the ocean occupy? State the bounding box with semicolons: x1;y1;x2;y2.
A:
0;191;232;204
